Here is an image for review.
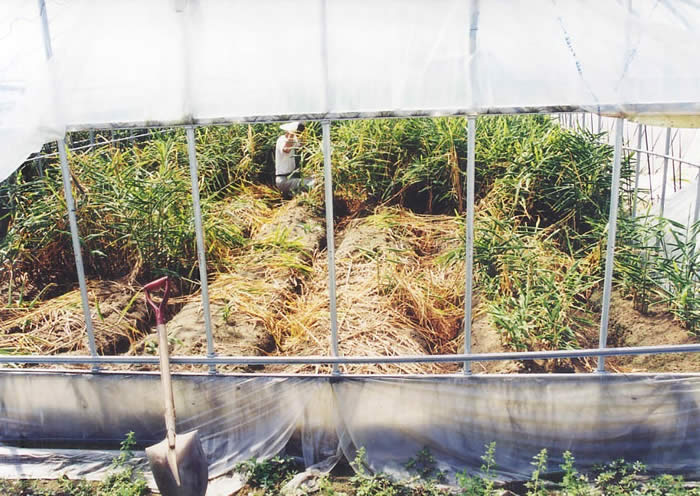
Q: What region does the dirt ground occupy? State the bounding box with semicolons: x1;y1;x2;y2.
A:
606;292;700;373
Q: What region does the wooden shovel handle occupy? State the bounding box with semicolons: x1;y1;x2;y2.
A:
156;322;177;450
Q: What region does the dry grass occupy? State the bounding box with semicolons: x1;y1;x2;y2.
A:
135;193;325;372
1;201;475;374
0;279;155;357
279;207;465;374
0;185;288;367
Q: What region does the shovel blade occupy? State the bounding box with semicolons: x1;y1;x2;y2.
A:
146;430;208;496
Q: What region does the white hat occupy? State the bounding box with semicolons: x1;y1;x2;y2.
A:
280;121;301;133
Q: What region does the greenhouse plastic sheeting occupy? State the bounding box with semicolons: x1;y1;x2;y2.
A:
1;371;700;483
3;0;700;181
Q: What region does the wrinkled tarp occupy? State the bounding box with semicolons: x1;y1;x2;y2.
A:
1;371;699;484
3;0;700;181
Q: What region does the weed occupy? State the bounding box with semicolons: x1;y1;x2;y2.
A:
235;455;301;495
559;451;592;496
404;447;447;483
456;442;497;496
593;459;646;496
99;431;148;496
525;449;548;496
641;474;700;496
317;475;345;496
350;447;404;496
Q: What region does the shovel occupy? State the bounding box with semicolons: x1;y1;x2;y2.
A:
144;276;208;496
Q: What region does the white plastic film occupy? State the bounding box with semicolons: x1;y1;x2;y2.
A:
1;371;699;483
2;1;700;181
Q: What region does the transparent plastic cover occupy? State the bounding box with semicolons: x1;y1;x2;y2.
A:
2;0;700;180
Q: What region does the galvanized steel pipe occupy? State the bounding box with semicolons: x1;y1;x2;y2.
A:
463;116;476;374
597;118;624;372
322;120;340;374
186;126;216;374
2;343;700;367
660;127;672;217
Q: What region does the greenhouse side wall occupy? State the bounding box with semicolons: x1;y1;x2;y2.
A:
1;371;699;482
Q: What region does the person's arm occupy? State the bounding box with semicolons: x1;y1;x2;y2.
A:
282;136;298;154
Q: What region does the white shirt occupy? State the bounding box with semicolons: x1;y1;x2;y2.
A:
275;134;299;178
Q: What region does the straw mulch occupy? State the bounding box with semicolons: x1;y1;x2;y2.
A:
1;189;515;375
0;279;150;360
158;195;324;370
278;207;466;374
0;185;285;369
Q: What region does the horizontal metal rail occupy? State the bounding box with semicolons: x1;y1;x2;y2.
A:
27;132;152;161
1;344;699;366
59;103;700;132
623;145;700;170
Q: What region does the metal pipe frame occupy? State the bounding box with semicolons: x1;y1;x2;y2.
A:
621;146;700;171
37;1;99;372
19;1;700;378
322;120;340;374
55;102;700;133
597;118;624;373
660;127;672;217
16;113;700;376
57;139;99;371
1;343;699;367
691;171;700;260
29;132;152;161
632;124;643;218
463;117;476;374
29;0;700;378
186;126;216;374
695;170;700;226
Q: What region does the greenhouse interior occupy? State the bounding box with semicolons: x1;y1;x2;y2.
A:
1;1;700;495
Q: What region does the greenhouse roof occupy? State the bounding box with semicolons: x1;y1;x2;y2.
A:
1;0;700;181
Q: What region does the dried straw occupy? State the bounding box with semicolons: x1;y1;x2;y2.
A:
279;207;465;374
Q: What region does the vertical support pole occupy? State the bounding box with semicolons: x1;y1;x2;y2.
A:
38;0;98;371
186;126;216;374
58;139;99;371
688;168;700;262
89;130;95;151
694;167;700;227
322;120;340;374
38;0;52;58
597;118;624;373
645;126;653;204
660;127;671;217
463;116;476;374
632;123;643;218
597;114;602;134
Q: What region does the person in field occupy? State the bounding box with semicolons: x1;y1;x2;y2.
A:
275;121;314;197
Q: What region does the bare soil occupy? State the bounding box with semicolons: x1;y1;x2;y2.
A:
607;291;700;373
